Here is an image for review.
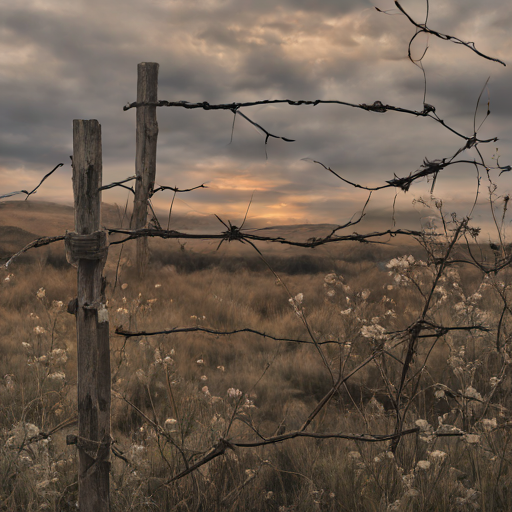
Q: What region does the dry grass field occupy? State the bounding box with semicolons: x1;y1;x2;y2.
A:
1;201;512;511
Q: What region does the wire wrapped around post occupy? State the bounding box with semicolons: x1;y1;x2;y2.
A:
64;230;109;267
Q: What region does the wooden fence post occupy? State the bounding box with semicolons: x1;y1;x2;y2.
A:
69;119;111;511
132;62;159;278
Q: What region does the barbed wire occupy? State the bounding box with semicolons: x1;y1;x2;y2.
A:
0;163;64;200
122;97;499;148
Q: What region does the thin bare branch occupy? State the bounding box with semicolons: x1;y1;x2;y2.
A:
0;163;64;200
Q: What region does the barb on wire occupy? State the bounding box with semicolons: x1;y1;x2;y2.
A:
0;163;64;200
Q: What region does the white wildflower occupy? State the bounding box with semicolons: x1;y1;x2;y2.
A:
227;388;242;399
34;326;46;335
481;418;497;432
289;293;304;306
50;349;67;365
196;359;205;366
464;386;483;401
164;418;178;431
416;460;431;471
52;300;64;310
217;365;225;372
415;419;430;430
155;284;162;288
360;324;387;340
48;372;66;381
5;422;40;448
326;289;335;297
490;377;500;387
428;450;447;462
121;283;128;290
464;433;480;445
36;288;46;299
200;375;208;381
324;273;337;285
361;289;371;300
415;419;434;442
340;308;352;315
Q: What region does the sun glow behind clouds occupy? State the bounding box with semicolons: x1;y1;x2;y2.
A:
211;175;289;192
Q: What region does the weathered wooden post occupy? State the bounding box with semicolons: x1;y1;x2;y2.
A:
132;62;159;278
67;119;111;511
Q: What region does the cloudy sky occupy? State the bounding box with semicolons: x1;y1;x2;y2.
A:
1;0;511;235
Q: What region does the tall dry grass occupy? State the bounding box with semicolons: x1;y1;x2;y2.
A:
1;239;512;511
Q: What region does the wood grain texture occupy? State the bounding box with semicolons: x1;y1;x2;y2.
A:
72;119;111;512
132;62;159;277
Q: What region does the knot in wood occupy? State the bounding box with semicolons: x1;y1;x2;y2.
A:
65;230;109;266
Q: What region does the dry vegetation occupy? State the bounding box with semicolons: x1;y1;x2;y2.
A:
1;230;512;512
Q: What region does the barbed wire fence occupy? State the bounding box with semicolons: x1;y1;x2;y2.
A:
2;1;512;510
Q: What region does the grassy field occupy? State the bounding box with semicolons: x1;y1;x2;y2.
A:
1;211;512;511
